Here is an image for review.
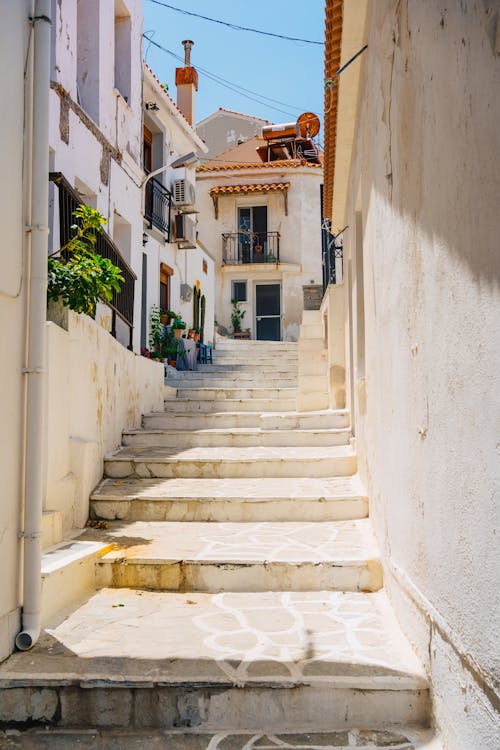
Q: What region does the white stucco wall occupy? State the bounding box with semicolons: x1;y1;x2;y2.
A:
197;167;323;340
334;2;500;747
0;0;31;662
142;69;213;346
46;312;164;534
51;0;145;351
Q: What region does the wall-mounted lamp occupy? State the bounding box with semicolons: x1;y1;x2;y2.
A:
145;101;159;112
142;232;149;246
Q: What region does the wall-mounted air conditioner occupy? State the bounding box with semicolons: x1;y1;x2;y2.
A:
172;178;196;209
174;213;197;249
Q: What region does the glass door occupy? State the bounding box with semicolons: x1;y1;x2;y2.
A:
256;284;281;340
238;206;267;263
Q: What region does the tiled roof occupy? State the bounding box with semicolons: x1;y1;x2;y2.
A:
209;183;291;196
323;0;343;221
197;159;322;173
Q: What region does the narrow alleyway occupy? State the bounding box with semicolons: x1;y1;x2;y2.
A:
0;339;437;748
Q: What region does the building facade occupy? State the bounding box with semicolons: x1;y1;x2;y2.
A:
196;108;270;160
196;134;323;341
319;2;500;747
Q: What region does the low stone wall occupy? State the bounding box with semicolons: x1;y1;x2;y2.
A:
46;311;164;534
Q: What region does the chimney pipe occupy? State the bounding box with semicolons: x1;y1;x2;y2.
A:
175;40;198;126
182;39;194;66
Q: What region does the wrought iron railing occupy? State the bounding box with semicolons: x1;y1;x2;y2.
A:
222;232;280;264
322;225;343;292
144;176;172;239
49;172;136;346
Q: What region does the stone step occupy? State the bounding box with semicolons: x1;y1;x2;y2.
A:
90;476;368;522
0;589;429;731
144;409;350;431
104;445;357;479
162;398;297;413
91;519;382;593
215;341;298;349
122;427;351;449
174;387;297;401
0;727;442;749
40;539;113;628
172;368;298;378
211;357;298;367
195;363;299;373
168;379;298;390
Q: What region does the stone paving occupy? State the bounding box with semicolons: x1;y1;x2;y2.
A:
0;590;426;689
84;519;379;564
0;728;437;749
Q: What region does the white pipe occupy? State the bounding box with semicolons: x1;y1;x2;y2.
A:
16;0;51;652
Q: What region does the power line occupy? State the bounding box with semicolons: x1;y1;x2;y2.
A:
144;35;308;118
145;0;324;46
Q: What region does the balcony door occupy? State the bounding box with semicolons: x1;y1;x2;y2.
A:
256;283;281;341
238;206;267;263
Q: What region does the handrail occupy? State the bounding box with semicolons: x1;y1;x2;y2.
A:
222;231;280;265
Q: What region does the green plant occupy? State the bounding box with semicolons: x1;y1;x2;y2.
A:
172;319;186;330
200;294;206;343
149;305;163;352
231;298;246;332
47;205;124;316
193;286;201;330
165;309;179;319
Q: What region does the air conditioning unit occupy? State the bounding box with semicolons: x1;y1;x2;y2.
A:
172;178;196;208
174;213;197;249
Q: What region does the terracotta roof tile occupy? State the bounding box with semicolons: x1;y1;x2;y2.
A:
323;0;343;221
197;159;322;173
209;183;291;196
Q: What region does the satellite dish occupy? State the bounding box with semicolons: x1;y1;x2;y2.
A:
297;112;320;139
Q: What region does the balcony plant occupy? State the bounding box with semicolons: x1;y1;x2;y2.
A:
161;309;179;325
47;205;124;316
149;305;163;355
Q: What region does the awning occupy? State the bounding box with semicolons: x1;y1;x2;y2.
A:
209;182;291;218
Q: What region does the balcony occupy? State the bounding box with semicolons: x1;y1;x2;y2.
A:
222;232;280;265
49;172;136;347
145;176;172;240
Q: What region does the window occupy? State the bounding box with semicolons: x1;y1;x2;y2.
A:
232;281;247;302
114;0;131;103
160;263;173;311
77;0;100;122
238;206;267;235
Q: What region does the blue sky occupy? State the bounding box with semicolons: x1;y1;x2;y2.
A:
143;0;325;135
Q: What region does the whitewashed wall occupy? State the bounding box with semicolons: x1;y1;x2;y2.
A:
335;2;500;747
46;312;164;534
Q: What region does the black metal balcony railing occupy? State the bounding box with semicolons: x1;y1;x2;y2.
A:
322;226;343;292
144;176;172;240
222;232;280;265
49;172;136;347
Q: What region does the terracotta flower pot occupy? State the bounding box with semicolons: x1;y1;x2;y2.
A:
173;328;183;338
194;332;200;342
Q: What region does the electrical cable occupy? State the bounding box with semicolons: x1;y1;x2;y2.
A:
145;0;323;46
144;35;309;118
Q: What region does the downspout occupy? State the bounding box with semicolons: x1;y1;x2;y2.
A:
16;0;51;651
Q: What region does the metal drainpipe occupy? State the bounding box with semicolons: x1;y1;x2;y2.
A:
16;0;51;651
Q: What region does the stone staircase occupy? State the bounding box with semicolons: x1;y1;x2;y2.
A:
0;338;436;748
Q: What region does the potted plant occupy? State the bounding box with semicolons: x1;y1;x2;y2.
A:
231;299;246;336
193;326;201;342
172;319;186;338
161;309;178;326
